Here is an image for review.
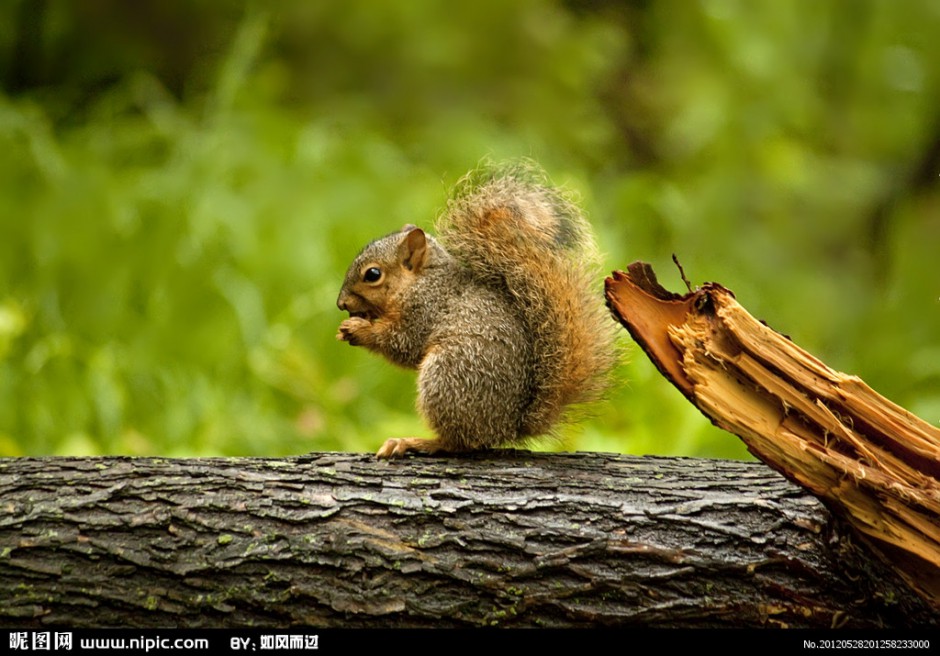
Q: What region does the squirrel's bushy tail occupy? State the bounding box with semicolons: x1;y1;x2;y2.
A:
437;160;617;437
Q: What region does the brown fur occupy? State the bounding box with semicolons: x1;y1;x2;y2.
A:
337;160;617;457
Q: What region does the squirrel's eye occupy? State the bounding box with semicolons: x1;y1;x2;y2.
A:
363;267;382;283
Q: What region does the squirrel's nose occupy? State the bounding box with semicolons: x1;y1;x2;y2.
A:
337;289;354;312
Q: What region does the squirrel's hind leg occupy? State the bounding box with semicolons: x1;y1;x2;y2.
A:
376;437;450;459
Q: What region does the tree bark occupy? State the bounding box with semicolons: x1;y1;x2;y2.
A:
0;453;933;628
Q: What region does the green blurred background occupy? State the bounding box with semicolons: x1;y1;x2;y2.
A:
1;0;938;458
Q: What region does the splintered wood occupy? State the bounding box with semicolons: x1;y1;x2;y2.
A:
606;263;940;609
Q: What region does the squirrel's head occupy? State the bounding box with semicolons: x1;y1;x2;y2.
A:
337;225;435;320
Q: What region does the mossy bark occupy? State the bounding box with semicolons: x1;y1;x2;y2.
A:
0;452;933;628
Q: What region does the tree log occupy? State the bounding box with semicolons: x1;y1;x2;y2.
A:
0;453;934;628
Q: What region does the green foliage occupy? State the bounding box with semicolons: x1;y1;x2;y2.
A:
0;1;937;458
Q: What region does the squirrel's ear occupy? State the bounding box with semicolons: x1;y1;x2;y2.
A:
399;228;429;273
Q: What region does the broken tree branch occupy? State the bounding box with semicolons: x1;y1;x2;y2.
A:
606;263;940;610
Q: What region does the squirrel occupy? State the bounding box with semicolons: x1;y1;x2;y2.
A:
336;160;617;458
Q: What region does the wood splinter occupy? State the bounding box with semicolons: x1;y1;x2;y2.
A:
606;262;940;610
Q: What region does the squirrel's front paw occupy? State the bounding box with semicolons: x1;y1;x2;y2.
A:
336;317;372;345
